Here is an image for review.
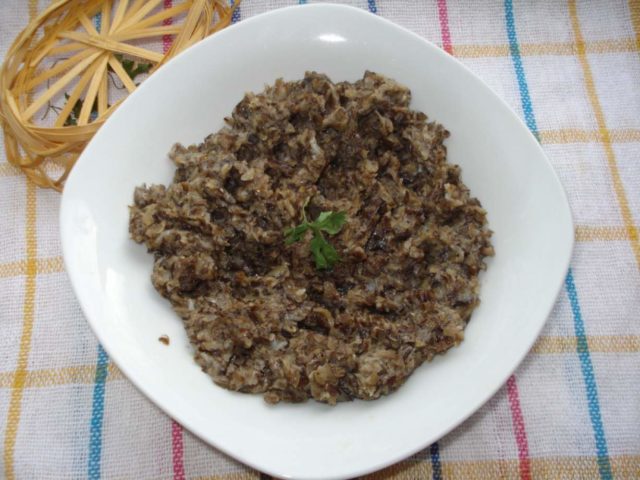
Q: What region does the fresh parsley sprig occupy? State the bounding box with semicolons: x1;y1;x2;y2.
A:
284;207;347;270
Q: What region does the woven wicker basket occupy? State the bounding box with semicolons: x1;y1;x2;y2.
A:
0;0;237;190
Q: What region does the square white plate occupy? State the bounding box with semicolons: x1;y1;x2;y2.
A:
60;5;573;479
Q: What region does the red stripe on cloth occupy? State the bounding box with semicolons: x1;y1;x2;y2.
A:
507;375;532;480
436;0;453;54
171;420;186;480
163;0;173;54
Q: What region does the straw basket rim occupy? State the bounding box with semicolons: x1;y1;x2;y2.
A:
0;0;237;191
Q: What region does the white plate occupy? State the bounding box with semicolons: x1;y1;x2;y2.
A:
61;5;573;479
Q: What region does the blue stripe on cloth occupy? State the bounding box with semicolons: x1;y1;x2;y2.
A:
88;345;109;480
367;0;377;14
504;3;612;478
230;0;241;23
299;0;307;4
504;0;539;140
429;442;442;480
565;271;613;480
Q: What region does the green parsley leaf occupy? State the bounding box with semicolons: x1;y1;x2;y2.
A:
284;224;309;245
318;236;340;266
310;236;328;269
313;211;347;235
309;235;340;270
284;207;347;270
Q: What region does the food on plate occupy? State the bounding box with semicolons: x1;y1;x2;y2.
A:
129;71;493;404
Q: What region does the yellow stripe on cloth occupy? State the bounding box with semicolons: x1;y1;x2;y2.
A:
630;0;640;54
0;256;64;278
192;474;261;480
27;0;37;21
0;163;22;177
0;334;636;390
452;38;637;58
0;364;123;389
0;229;632;280
533;335;640;354
575;225;636;242
569;0;640;270
4;181;37;480
363;455;640;479
363;461;433;479
1;126;638;180
451;38;640;58
539;128;640;144
4;5;40;477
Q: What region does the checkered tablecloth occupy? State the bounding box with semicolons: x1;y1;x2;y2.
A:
1;1;639;479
